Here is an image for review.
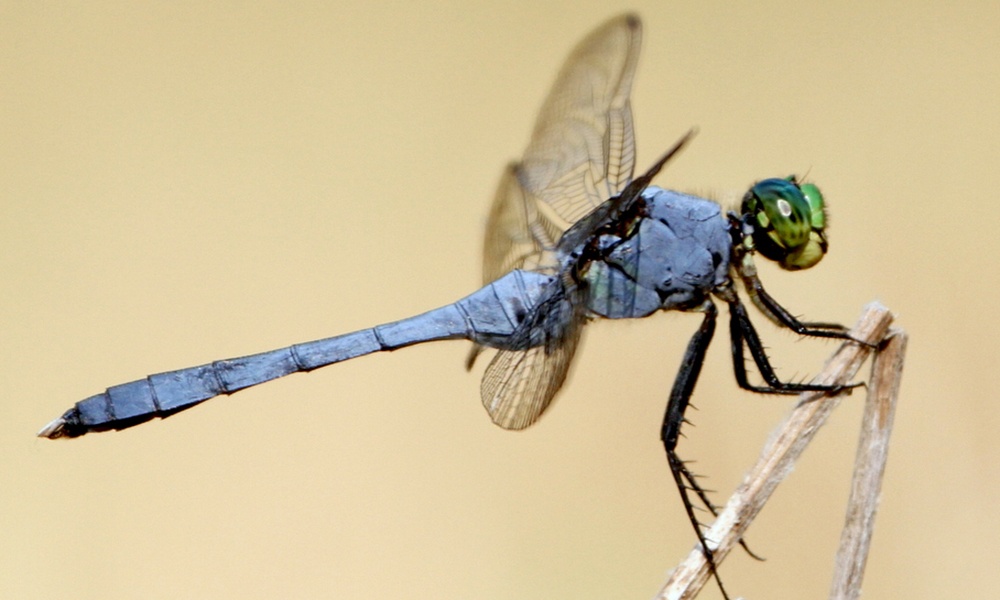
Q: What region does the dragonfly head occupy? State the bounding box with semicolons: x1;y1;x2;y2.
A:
741;177;828;270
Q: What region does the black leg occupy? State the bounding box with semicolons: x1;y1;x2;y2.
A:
728;298;859;394
661;301;734;600
740;272;877;347
749;277;848;335
662;293;854;599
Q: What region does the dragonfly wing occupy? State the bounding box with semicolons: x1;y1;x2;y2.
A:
482;163;561;284
518;14;641;226
481;14;642;285
480;285;586;430
475;15;642;413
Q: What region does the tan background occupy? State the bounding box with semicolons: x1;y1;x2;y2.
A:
2;2;996;599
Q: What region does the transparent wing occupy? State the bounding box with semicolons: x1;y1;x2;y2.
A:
481;14;642;282
480;285;586;430
482;164;561;283
519;13;641;226
476;15;642;427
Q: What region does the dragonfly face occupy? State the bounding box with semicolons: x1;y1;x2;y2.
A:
740;177;830;270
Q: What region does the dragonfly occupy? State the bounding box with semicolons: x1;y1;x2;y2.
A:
39;14;858;599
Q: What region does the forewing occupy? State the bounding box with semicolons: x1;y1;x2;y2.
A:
518;14;642;226
480;285;586;430
481;14;641;284
475;15;641;418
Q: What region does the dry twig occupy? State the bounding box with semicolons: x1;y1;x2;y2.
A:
829;327;906;600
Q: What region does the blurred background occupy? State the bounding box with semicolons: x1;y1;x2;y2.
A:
2;1;995;598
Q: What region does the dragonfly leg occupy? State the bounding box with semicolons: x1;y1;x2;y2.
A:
728;298;860;394
740;271;877;346
661;300;734;600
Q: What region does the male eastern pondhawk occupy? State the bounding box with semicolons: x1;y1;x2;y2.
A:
39;14;858;599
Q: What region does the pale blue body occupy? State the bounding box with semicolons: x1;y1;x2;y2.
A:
49;187;733;436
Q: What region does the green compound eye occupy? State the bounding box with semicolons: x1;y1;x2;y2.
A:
741;177;829;270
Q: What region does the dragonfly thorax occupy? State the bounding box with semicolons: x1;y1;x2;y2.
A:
582;187;731;320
